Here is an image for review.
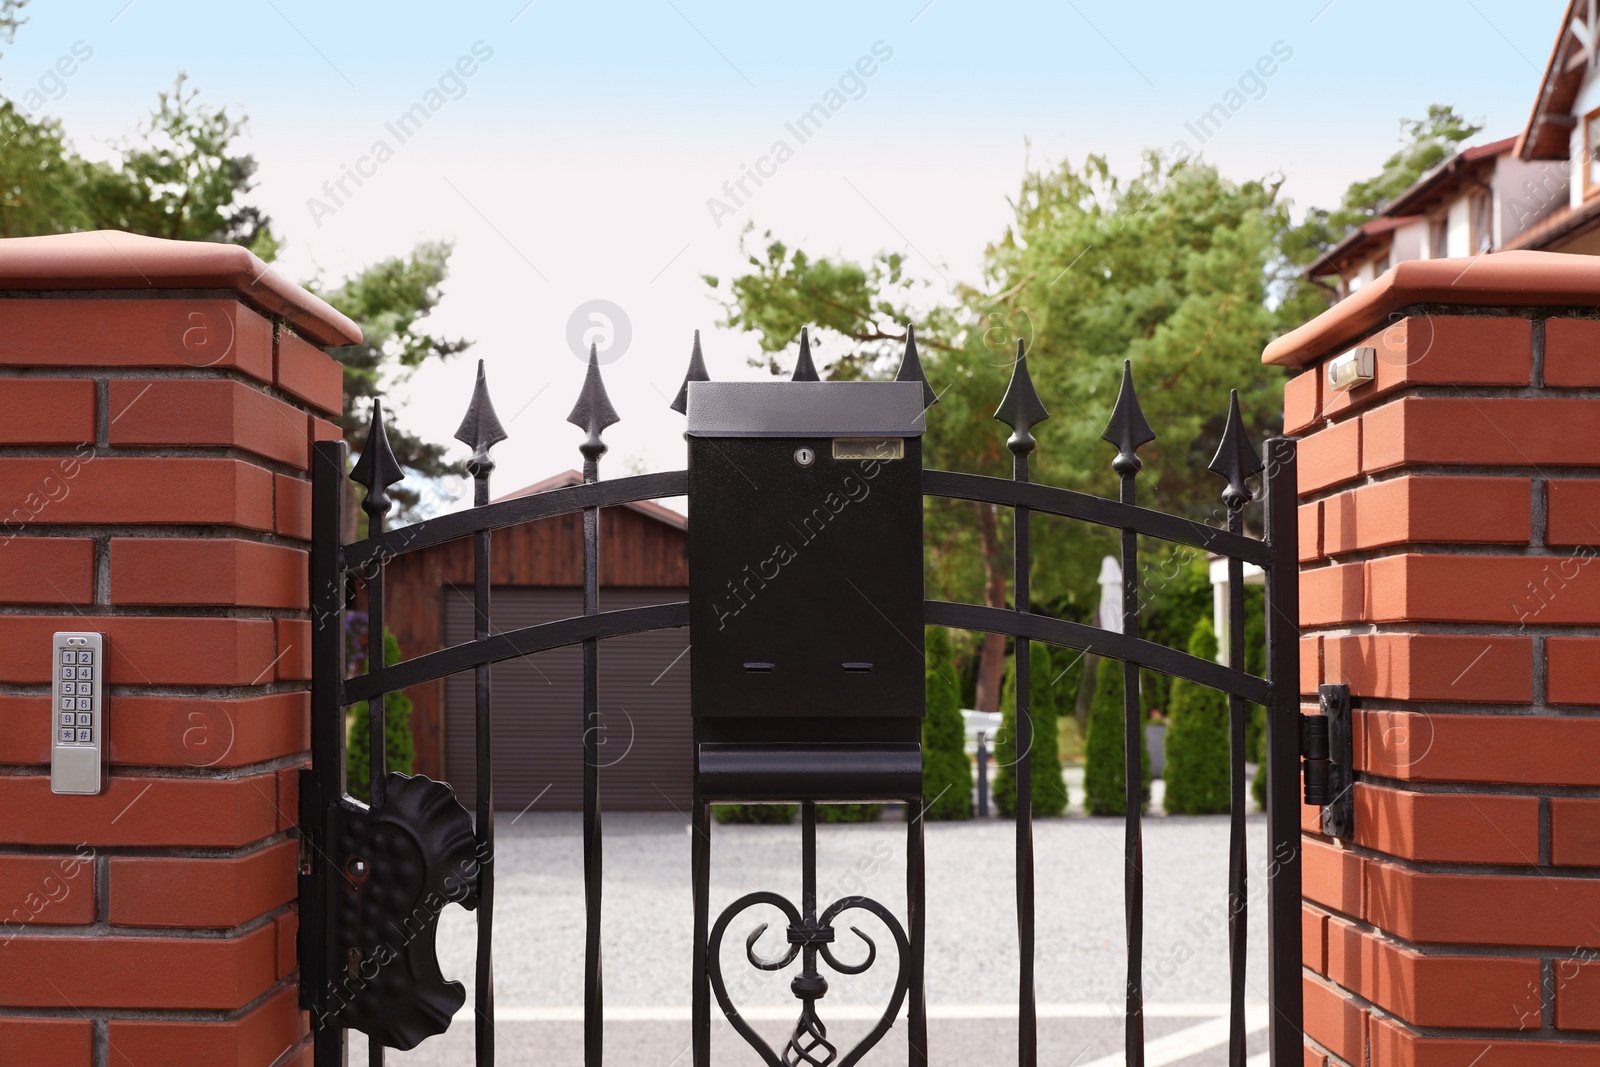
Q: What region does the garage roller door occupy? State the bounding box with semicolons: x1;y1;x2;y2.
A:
442;586;690;811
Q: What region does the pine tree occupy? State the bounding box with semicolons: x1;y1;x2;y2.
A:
994;643;1068;817
921;626;973;820
346;629;415;804
1162;617;1231;815
1083;658;1151;816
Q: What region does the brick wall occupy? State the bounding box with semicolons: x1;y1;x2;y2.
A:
0;232;355;1067
1269;253;1600;1066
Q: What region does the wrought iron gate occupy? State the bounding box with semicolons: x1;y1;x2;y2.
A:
298;328;1304;1065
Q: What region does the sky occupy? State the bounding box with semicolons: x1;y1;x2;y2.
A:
0;0;1569;508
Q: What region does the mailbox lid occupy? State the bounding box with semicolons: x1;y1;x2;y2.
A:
685;381;926;438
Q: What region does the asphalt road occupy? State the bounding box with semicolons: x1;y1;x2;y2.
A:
374;804;1278;1067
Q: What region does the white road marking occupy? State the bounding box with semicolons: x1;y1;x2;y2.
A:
476;1002;1264;1024
1077;1004;1269;1067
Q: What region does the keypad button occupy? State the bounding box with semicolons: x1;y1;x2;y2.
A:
78;651;92;665
61;650;76;664
76;698;90;711
59;728;74;743
60;696;73;710
60;666;73;680
76;712;91;726
61;712;74;726
75;728;91;742
62;682;75;696
79;667;92;681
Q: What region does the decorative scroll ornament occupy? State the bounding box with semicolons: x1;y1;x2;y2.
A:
1208;389;1263;510
453;359;509;477
895;323;938;410
670;330;711;415
792;326;821;382
1101;358;1156;476
327;773;480;1051
351;398;405;521
993;340;1050;455
708;891;909;1067
567;342;621;461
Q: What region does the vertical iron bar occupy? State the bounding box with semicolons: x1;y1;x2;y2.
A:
308;441;347;1067
1264;438;1304;1064
472;469;496;1067
1013;454;1037;1067
692;793;711;1067
1119;477;1145;1067
907;795;928;1067
1225;511;1247;1067
582;455;604;1067
367;563;388;814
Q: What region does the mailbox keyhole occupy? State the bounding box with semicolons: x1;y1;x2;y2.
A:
793;447;815;467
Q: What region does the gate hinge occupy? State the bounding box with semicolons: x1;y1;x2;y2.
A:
1300;683;1354;839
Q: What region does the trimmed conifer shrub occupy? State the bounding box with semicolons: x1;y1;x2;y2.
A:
922;626;973;820
1162;616;1231;815
994;643;1068;817
347;628;415;804
1083;657;1151;815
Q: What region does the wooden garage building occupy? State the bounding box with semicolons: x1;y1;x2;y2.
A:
384;470;690;812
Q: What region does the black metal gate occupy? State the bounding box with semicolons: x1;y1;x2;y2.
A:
298;329;1304;1065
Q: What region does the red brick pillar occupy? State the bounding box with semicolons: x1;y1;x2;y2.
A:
1270;252;1600;1065
0;232;354;1067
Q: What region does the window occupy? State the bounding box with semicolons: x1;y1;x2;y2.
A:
1469;190;1493;253
1428;213;1450;259
1371;249;1390;276
1587;108;1600;195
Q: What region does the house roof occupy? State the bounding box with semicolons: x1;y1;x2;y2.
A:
1266;250;1600;368
495;469;687;530
1505;187;1600;250
1304;138;1515;281
0;230;361;346
1518;0;1589;161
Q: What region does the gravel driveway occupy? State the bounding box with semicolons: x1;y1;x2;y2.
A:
376;803;1278;1067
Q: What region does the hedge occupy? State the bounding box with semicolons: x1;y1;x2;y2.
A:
1083;655;1150;815
922;626;973;820
993;642;1068;817
1162;616;1231;814
346;628;415;804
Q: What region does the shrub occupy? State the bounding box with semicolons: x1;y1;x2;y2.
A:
1083;657;1151;815
346;628;415;804
994;643;1068;817
816;804;883;823
714;804;796;824
1162;617;1231;814
922;626;973;820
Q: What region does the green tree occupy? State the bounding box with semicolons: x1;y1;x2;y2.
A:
1162;617;1231;814
994;643;1067;817
922;626;973;820
1293;104;1484;255
346;629;415;804
1083;659;1151;816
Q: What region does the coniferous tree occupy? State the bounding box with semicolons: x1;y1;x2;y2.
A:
994;643;1068;817
1163;617;1231;814
1083;658;1151;815
922;626;973;820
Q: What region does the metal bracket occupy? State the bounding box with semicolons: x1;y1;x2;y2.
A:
303;772;480;1051
1300;684;1355;839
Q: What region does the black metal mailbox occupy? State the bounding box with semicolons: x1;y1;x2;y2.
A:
686;378;926;801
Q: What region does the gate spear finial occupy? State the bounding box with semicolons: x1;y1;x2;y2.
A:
895;323;938;410
791;327;820;382
568;342;621;463
669;330;710;415
1208;389;1263;510
993;339;1049;456
1101;359;1156;476
454;359;509;477
351;397;405;522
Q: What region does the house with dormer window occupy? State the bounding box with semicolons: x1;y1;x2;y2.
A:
1306;0;1600;297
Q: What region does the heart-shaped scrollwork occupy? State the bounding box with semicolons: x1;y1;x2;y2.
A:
708;890;909;1067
